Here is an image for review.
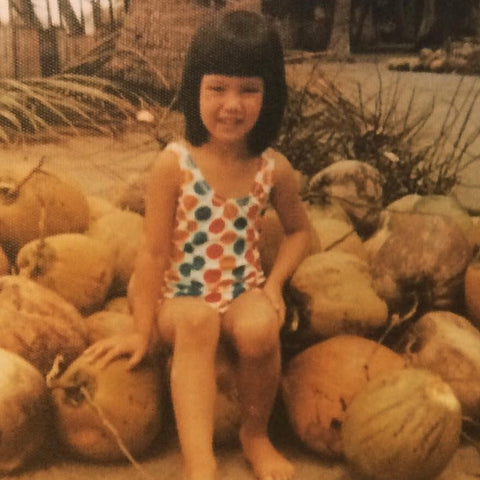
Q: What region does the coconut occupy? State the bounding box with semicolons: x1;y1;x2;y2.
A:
0;275;87;374
288;251;388;338
342;368;462;480
108;170;149;215
0;348;51;474
0;166;89;260
85;310;136;345
465;261;480;328
281;335;406;457
49;354;165;462
86;195;117;223
307;160;383;237
16;233;114;315
87;209;144;295
370;213;472;314
401;310;480;420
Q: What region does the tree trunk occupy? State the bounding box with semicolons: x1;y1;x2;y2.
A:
9;0;42;27
327;0;351;57
58;0;84;35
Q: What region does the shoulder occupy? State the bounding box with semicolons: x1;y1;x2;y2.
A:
263;148;300;188
147;142;184;192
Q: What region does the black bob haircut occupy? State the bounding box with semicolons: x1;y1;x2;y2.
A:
178;10;287;155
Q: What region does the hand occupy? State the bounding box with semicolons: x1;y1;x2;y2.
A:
262;281;286;326
82;333;150;370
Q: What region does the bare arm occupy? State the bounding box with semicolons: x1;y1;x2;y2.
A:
263;151;310;319
84;147;181;368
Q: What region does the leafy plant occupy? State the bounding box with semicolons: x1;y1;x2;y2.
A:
277;62;480;205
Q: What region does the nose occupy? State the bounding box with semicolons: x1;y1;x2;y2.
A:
223;90;242;111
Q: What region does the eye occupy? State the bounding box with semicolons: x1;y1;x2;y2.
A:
207;84;225;93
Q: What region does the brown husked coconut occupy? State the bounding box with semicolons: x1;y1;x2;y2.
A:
49;354;165;462
0;348;51;474
0;275;87;374
282;335;406;458
465;261;480;328
342;368;462;480
85;310;135;345
87;209;144;295
108;170;150;215
0;166;89;260
16;233;114;315
401;310;480;420
308;214;368;261
86;195;117;223
370;213;472;314
289;251;388;337
308;160;383;237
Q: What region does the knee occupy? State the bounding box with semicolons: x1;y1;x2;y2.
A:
231;305;280;359
163;298;220;347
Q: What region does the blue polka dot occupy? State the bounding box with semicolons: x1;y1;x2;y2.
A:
192;256;206;270
233;238;245;255
233;217;247;230
192;231;208;245
237;197;249;207
232;265;245;278
232;282;246;298
195;206;212;221
184;243;194;253
179;263;192;276
194;180;210;195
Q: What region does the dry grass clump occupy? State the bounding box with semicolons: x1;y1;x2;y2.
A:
0;74;138;144
278;62;480;206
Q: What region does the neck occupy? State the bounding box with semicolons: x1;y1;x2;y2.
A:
200;139;253;162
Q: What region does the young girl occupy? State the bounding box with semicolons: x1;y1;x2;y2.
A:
86;10;309;480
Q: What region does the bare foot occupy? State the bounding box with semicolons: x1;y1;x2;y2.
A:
240;428;295;480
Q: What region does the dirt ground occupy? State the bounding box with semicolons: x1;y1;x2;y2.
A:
2;58;480;479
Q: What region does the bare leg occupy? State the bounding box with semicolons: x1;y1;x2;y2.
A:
159;298;220;480
224;290;294;480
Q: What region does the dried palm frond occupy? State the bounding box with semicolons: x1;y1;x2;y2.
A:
0;74;139;144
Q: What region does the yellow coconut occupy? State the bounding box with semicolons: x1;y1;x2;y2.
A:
0;275;88;374
87;209;144;295
86;195;117;223
289;251;388;337
16;233;114;315
0;348;51;474
0;166;89;259
49;354;165;462
85;310;135;345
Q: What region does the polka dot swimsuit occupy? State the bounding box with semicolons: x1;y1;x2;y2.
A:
163;142;274;313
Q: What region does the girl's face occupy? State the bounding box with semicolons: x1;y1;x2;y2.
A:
199;74;264;147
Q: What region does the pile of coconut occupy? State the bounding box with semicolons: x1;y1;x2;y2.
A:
0;157;479;480
388;38;480;74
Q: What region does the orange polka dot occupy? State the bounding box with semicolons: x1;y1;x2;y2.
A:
245;248;255;265
219;278;234;288
247;204;259;219
183;194;199;211
209;218;225;234
187;220;198;232
220;256;236;270
173;229;189;242
246;228;256;242
204;269;222;283
223;203;239;220
206;292;222;304
212;195;224;207
206;244;223;259
183;170;194;183
220;230;237;245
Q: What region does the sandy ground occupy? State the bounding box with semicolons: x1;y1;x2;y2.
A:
2;59;480;479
